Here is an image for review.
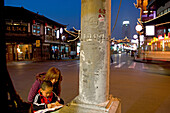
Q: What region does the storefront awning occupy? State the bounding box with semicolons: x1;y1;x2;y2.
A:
143;11;170;26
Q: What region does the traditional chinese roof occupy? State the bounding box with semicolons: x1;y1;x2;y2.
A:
143;11;170;26
4;6;67;27
112;37;131;44
64;27;80;42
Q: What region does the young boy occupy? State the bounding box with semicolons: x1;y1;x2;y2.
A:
33;80;62;111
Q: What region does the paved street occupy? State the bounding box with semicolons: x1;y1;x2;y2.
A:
7;53;170;113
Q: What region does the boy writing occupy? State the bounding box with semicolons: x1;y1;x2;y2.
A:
33;80;62;111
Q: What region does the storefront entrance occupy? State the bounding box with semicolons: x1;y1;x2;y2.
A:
6;43;32;61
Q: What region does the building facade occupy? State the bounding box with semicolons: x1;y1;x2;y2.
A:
134;0;170;61
144;0;170;52
122;21;131;39
5;6;68;61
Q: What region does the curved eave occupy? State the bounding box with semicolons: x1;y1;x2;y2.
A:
64;28;77;37
143;11;170;26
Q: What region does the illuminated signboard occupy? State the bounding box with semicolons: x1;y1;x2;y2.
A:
36;40;41;47
6;25;27;33
145;25;155;36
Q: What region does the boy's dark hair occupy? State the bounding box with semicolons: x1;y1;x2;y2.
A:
40;80;53;90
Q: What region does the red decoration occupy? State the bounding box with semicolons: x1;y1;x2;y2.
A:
98;8;106;19
33;20;35;24
45;23;47;26
99;9;102;13
98;14;102;18
103;9;106;14
54;25;56;29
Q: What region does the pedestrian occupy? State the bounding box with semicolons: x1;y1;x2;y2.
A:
25;48;29;59
55;49;58;60
110;53;113;63
28;67;63;104
33;80;63;112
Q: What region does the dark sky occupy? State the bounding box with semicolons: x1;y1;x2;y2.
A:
5;0;140;39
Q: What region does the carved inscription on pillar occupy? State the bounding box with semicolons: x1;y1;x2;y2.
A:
81;14;108;41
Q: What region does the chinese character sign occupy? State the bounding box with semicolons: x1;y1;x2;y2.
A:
5;25;28;33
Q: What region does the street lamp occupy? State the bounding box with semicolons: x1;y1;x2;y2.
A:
133;34;138;39
135;25;142;32
135;24;142;58
60;27;63;34
61;35;66;58
58;28;63;60
61;35;66;41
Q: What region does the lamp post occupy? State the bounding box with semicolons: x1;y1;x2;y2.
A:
61;35;66;58
133;34;138;49
135;24;142;57
59;28;63;60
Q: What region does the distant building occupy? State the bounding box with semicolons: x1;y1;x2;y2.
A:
122;21;131;39
4;6;69;61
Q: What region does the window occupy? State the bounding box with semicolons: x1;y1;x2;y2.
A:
32;24;40;36
168;7;170;12
159;8;170;16
164;9;168;14
45;27;52;35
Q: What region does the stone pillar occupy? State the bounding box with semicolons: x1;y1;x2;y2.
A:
78;0;111;104
56;0;121;112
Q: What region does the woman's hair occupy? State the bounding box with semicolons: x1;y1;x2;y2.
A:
44;67;61;82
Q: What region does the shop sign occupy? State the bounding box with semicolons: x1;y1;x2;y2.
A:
5;25;28;33
153;37;158;42
36;40;41;47
147;43;151;45
145;25;155;36
158;35;164;40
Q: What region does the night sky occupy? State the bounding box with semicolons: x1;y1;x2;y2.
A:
5;0;140;39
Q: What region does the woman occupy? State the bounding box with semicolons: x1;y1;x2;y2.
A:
28;67;63;103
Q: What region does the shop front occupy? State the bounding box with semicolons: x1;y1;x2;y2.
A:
50;43;70;60
142;11;170;61
6;43;33;61
16;44;32;60
146;28;170;51
4;6;67;62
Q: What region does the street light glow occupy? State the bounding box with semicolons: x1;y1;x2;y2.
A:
60;28;63;34
57;30;60;39
135;24;142;32
133;34;138;39
123;21;130;25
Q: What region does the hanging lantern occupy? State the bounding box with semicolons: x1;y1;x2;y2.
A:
45;23;47;26
33;20;35;24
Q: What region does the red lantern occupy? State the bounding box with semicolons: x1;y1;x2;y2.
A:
54;25;56;29
45;23;47;26
33;20;35;24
